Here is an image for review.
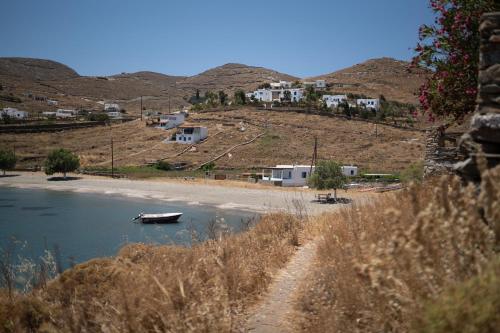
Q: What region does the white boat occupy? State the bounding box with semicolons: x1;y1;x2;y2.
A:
133;212;182;224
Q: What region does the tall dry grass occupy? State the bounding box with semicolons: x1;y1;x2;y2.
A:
0;213;302;332
297;165;500;332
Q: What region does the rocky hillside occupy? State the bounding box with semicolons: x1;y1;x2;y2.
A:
176;63;298;94
0;57;429;114
0;57;79;81
309;57;429;104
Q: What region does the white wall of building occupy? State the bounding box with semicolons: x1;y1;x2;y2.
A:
322;94;348;108
56;109;77;118
1;108;29;119
356;98;380;110
341;165;358;177
263;164;358;187
104;103;121;112
315;80;326;89
157;113;185;129
176;126;208;144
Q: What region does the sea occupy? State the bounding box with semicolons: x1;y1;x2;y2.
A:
0;186;258;269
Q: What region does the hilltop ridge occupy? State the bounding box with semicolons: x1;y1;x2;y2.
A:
0;57;428;112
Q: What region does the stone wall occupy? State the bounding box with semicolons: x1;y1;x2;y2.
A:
424;127;464;177
456;12;500;180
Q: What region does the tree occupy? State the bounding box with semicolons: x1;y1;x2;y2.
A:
201;161;215;173
234;90;246;105
257;83;271;89
44;149;80;179
196;89;200;100
283;90;292;102
218;90;228;105
0;149;16;176
308;160;347;199
412;0;499;121
205;91;218;107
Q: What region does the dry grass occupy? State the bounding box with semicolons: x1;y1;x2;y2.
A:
0;213;303;332
2;108;425;173
296;165;500;332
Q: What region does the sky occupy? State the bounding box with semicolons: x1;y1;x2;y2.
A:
0;0;435;78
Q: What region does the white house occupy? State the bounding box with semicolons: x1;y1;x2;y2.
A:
251;89;273;102
322;94;348;108
262;165;314;187
42;111;57;118
356;98;380;110
1;107;29;119
104;103;121;112
262;164;358;187
47;99;58;106
341;165;358;177
249;88;304;102
106;111;122;119
56;109;77;118
176;125;208;144
315;80;326;89
157;113;185;130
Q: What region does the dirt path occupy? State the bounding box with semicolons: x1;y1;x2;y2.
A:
244;240;318;333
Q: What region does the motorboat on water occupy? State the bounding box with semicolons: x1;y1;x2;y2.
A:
133;212;182;224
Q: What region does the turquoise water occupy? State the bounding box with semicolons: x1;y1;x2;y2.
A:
0;186;258;269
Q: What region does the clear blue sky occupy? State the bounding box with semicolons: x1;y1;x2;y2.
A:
0;0;434;77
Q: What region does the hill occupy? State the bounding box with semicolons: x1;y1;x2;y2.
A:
0;57;429;114
0;57;79;81
4;108;425;173
176;63;298;94
309;57;429;104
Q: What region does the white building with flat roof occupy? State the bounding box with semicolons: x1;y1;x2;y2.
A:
322;94;348;108
56;109;77;118
356;98;380;110
157;113;185;130
176;125;208;144
262;165;314;187
1;108;29;119
262;164;358;187
104;103;121;112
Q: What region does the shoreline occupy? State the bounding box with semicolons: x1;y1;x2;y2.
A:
0;172;369;215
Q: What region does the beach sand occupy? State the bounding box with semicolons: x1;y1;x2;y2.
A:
0;172;371;215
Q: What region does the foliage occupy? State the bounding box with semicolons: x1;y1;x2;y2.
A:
218;91;228;105
204;91;218;107
416;255;500;333
308;160;347;195
0;149;16;175
87;113;109;122
400;161;424;183
201;161;215;172
155;160;171;171
44;148;80;178
282;90;292;102
257;82;271;89
233;90;246;105
412;0;499;121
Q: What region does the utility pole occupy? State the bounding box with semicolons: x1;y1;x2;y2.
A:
111;137;114;178
168;95;171;113
375;123;378;138
309;136;318;176
140;96;143;121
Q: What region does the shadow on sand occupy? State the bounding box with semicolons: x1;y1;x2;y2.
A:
0;174;20;178
47;176;82;181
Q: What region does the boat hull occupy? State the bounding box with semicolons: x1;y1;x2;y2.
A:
137;213;183;224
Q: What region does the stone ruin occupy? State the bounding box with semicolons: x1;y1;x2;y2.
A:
424;12;500;180
456;12;500;181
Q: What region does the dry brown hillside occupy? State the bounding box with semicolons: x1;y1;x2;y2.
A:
3;108;425;173
0;57;79;81
309;57;429;104
177;63;298;95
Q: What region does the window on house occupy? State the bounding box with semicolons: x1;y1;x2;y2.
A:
302;171;307;178
351;170;354;175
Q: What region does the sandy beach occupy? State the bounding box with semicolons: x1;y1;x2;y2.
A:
0;172;369;215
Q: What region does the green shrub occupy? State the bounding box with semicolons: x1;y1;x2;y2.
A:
155;160;171;171
400;161;424;183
